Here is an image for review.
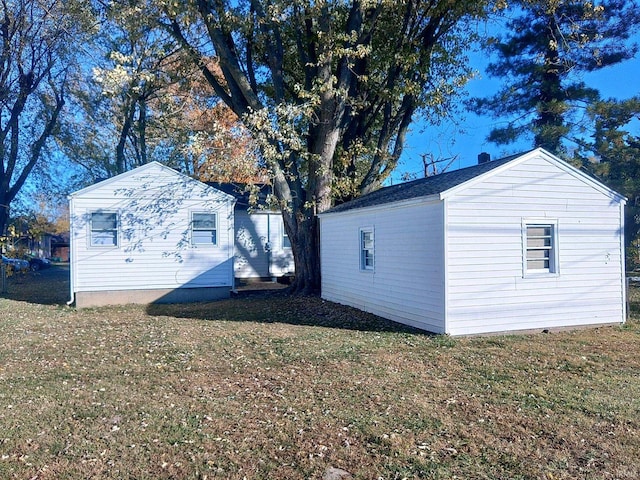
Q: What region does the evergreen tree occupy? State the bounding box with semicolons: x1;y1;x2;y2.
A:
470;0;640;154
577;98;640;268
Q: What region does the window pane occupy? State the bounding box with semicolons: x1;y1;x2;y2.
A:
527;249;550;260
91;213;117;246
360;229;374;270
92;231;117;246
192;213;216;245
193;213;216;229
283;233;291;249
192;229;216;244
362;232;374;249
525;223;555;273
527;226;551;237
527;236;552;248
527;258;549;270
92;212;117;230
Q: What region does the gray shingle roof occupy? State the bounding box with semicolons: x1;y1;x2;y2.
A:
207;182;271;210
323;152;527;214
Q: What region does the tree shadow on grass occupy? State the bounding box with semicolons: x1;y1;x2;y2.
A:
1;264;70;306
146;290;431;335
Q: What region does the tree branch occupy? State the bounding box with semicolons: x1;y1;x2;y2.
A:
8;73;65;200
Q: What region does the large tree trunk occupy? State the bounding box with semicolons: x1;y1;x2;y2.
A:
535;15;564;153
0;194;9;237
286;213;321;294
115;98;137;174
163;0;470;295
274;160;324;294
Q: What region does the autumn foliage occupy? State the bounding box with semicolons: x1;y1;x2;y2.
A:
177;61;266;184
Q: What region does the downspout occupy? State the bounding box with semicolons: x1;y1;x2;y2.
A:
267;212;274;282
267;181;275;282
620;199;627;322
66;196;75;306
442;197;449;334
231;199;238;294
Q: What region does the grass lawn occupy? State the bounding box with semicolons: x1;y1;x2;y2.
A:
1;266;639;479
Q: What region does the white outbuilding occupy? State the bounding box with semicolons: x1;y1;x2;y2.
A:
319;148;627;336
68;162;236;308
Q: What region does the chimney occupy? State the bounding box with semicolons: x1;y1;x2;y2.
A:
478;152;491;164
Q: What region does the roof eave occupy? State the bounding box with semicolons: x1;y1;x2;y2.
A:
439;147;626;204
319;193;441;217
68;161;237;203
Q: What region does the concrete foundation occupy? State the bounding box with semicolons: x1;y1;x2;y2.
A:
75;286;231;308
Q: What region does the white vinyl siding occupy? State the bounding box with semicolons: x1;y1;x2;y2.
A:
70;162;235;294
192;212;217;245
321;199;446;334
360;228;374;270
90;212;118;247
445;155;625;335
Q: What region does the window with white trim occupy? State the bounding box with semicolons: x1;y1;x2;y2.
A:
90;212;118;247
282;227;291;249
524;222;557;274
192;213;217;245
360;228;374;271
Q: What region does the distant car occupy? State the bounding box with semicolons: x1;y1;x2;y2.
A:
25;255;51;271
1;255;30;272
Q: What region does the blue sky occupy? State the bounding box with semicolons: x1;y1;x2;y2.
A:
17;16;640;211
395;38;640;181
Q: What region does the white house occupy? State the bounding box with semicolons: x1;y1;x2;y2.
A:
69;162;236;308
211;183;295;281
319;148;627;336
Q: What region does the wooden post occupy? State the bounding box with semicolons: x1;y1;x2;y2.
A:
1;263;6;294
627;277;630;320
625;276;640;320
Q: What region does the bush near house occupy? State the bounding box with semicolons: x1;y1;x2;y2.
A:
0;267;639;479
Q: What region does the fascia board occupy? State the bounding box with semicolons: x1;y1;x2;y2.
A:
318;194;441;219
535;148;627;204
68;161;164;198
68;161;237;204
439;147;626;204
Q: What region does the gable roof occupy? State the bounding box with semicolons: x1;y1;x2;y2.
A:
321;148;624;215
68;162;235;202
323;152;524;214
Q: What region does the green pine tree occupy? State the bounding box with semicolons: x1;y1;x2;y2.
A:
470;0;639;154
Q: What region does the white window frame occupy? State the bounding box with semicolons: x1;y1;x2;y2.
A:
522;219;559;277
90;211;118;247
191;212;218;246
360;227;375;271
282;224;291;249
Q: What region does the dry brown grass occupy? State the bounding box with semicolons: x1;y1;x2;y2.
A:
1;266;639;479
